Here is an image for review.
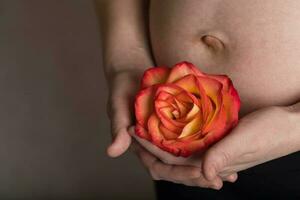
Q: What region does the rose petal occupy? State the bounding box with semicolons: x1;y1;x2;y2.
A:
155;102;185;132
202;84;240;136
135;124;151;140
196;76;222;103
174;74;212;120
155;93;184;121
184;103;201;121
173;75;205;107
222;83;241;126
175;91;194;103
155;91;193;118
176;103;200;124
166;61;205;83
202;104;227;135
174;98;191;117
154;84;194;128
174;74;201;95
159;107;175;119
159;124;179;140
155;99;171;108
141;67;170;88
155;92;181;113
208;74;231;91
178;114;202;138
160;138;206;157
172;110;180;118
196;76;223;125
155;84;185;97
135;86;155;127
205;97;217;124
155;90;174;101
201;109;230;152
148;113;165;142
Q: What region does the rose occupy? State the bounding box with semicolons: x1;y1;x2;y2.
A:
134;61;241;157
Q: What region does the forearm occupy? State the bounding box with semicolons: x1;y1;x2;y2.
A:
95;0;154;79
286;101;300;151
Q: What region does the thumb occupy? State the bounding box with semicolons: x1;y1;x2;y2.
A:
106;93;133;157
107;127;132;157
202;146;232;181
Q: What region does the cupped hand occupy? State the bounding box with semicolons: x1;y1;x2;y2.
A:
131;105;296;189
202;106;297;180
129;127;238;190
106;70;144;157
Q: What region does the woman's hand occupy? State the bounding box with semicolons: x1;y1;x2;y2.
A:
130;127;238;190
131;105;299;189
106;70;145;157
97;0;154;157
202;105;299;180
131;139;232;190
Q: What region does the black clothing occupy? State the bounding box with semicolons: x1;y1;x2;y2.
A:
155;151;300;200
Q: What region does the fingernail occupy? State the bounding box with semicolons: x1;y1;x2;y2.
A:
212;184;221;190
212;182;222;190
228;174;237;182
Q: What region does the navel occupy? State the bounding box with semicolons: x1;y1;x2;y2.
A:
201;35;225;52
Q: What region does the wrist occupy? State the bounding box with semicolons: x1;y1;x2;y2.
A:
105;61;151;77
103;49;154;79
104;63;148;83
105;64;148;92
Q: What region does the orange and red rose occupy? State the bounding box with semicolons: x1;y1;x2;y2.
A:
134;61;241;157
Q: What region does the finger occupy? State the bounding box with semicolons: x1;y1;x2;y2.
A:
136;146;202;181
132;132;181;164
107;127;132;157
223;173;238;183
134;142;225;189
129;128;199;166
152;161;202;181
107;89;133;157
202;145;232;181
189;175;224;190
137;146;158;169
135;146;161;180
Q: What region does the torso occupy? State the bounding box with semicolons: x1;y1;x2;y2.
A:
149;0;300;117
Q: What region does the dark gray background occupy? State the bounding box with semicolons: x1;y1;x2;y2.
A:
0;0;154;199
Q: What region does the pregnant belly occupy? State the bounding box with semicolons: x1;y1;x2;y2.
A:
149;0;300;117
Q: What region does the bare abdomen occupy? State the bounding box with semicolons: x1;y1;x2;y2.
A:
149;0;300;116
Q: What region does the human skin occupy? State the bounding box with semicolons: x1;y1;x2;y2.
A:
96;0;300;190
149;0;300;115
